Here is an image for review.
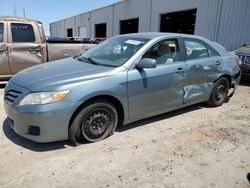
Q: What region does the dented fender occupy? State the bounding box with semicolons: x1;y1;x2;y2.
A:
183;82;213;103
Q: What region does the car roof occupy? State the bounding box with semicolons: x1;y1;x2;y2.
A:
120;32;205;40
120;32;229;57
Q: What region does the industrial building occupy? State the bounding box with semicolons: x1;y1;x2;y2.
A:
50;0;250;50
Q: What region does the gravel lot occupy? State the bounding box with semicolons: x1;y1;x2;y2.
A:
0;83;249;188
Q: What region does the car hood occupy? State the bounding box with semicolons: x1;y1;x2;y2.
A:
235;47;250;55
11;57;114;90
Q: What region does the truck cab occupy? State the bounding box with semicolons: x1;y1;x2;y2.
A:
0;17;47;83
0;17;94;83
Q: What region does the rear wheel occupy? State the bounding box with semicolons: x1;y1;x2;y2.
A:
206;77;229;107
69;100;118;145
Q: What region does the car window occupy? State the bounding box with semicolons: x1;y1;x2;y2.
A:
207;45;220;57
142;39;181;65
184;39;209;60
0;23;3;42
11;23;35;42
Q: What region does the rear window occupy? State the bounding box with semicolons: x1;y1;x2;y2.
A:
0;23;3;42
184;38;220;60
11;23;35;42
184;39;209;60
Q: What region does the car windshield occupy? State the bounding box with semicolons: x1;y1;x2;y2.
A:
79;36;149;67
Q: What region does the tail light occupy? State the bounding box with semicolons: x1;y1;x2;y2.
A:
236;55;242;65
236;58;242;65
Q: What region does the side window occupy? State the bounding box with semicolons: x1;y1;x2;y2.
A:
207;45;220;57
0;23;3;42
142;39;181;65
184;39;209;60
11;23;35;42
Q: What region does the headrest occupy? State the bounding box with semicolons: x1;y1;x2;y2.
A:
158;44;171;56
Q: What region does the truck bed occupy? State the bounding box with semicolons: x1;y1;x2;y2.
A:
47;43;95;61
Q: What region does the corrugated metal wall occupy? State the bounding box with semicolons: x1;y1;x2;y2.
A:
113;0;151;35
215;0;250;50
50;0;250;50
90;5;114;37
75;13;91;38
149;0;221;40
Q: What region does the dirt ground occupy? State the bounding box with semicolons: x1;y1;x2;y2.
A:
0;83;249;188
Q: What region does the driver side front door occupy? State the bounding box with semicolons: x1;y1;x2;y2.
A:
127;38;187;120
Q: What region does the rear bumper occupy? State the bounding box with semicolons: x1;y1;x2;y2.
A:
226;70;241;99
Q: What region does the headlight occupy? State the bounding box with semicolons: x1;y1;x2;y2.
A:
19;90;70;106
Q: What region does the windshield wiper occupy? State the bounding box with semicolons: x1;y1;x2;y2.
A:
86;57;99;65
73;55;85;62
74;55;99;65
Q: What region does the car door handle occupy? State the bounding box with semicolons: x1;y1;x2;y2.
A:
176;67;185;74
29;48;41;54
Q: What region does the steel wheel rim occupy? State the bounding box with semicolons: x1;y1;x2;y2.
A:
82;108;112;140
215;82;227;102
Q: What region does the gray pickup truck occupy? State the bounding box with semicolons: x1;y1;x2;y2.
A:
0;17;94;83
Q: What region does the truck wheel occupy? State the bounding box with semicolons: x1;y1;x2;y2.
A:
69;100;118;145
206;77;229;107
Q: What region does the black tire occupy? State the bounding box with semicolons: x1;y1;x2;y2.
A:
206;77;229;107
69;100;118;145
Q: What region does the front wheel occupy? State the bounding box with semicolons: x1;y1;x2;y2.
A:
206;77;229;107
69;100;118;145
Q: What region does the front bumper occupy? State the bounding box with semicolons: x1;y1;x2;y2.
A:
4;101;76;143
240;64;250;80
4;81;77;143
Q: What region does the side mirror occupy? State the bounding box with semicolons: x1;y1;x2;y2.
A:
136;58;157;69
242;43;247;47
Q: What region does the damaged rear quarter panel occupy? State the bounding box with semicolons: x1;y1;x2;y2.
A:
183;54;238;104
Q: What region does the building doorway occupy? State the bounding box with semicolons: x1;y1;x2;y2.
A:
95;23;107;38
160;9;197;34
67;28;73;37
120;18;139;34
78;26;87;38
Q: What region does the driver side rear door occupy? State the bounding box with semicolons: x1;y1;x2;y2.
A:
183;37;223;103
7;22;45;75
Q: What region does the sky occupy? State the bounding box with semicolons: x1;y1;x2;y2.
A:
0;0;121;35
